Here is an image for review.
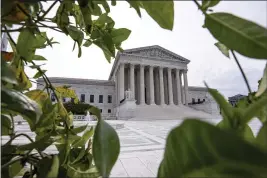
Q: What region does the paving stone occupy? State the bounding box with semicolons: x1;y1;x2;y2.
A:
2;118;262;177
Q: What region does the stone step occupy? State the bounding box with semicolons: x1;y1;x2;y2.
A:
131;105;220;120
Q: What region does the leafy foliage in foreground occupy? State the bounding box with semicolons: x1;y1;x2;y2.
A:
158;1;267;177
64;102;92;115
1;0;267;178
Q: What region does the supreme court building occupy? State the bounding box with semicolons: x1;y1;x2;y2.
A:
37;45;220;120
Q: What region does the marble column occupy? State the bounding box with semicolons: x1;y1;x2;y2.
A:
168;68;174;105
183;70;189;105
140;65;145;105
130;64;135;99
119;63;125;102
149;66;155;105
159;67;165;105
179;72;184;104
176;69;182;105
154;68;160;105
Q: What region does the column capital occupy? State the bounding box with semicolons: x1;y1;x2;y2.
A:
140;64;145;68
183;69;188;74
130;63;135;67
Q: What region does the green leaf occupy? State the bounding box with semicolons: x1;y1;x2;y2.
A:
37;155;59;178
72;4;85;28
33;70;47;79
205;13;267;59
93;119;120;177
67;25;84;57
33;55;47;61
205;83;234;122
158;119;267;177
88;3;102;16
1;57;17;85
17;29;36;61
126;0;141;17
238;123;255;143
215;42;230;58
256;123;267;151
95;0;110;13
55;86;78;100
88;105;101;119
1;0;14;18
67;25;84;46
78;2;93;32
242;94;267;124
9;161;23;177
217;118;254;143
111;0;116;6
25;89;49;107
111;28;131;44
83;39;92;47
1;114;12;136
71;148;86;164
15;65;32;90
256;63;267;97
33;32;48;48
1;87;41;131
35;98;55;131
72;127;94;148
140;1;174;30
93;34;115;63
201;0;220;11
94;13;113;27
67;164;99;178
53;3;70;34
18;133;52;151
71;125;89;134
29;64;45;69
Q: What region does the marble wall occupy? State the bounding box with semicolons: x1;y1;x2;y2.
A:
37;82;116;119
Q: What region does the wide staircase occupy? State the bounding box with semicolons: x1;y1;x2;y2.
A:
132;104;221;120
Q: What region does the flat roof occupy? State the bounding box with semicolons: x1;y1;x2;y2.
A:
37;77;115;86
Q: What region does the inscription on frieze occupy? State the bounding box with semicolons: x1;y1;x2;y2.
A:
125;48;185;61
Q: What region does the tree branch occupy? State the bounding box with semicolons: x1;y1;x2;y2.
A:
231;50;252;94
5;26;17;46
1;156;24;169
40;0;59;19
5;133;44;159
192;0;207;15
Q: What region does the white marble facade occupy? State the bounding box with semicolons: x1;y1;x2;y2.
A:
37;45;219;120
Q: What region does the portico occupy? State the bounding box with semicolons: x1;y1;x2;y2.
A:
110;45;190;107
117;63;188;106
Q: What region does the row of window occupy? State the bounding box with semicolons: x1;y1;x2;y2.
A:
51;94;112;104
81;94;112;103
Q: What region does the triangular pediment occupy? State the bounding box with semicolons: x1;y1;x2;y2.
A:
122;45;189;63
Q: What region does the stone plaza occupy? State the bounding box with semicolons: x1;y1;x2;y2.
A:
3;118;262;177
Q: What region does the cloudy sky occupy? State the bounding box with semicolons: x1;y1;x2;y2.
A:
8;1;267;97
